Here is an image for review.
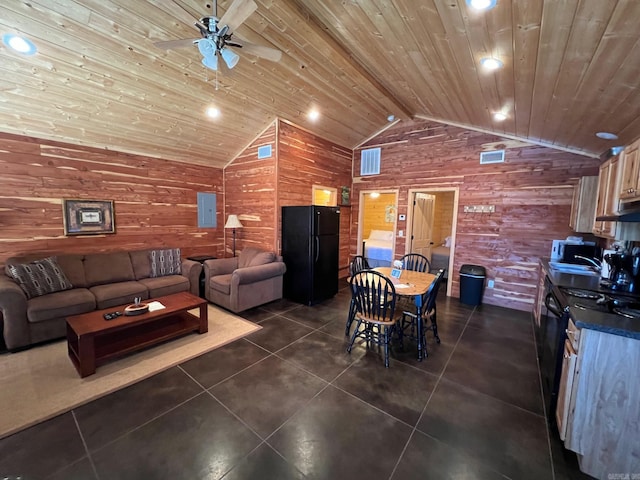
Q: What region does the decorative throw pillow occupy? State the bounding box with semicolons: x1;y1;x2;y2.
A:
149;248;182;278
7;257;73;299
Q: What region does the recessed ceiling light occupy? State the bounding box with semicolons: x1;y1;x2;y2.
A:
466;0;497;11
370;192;380;198
387;114;395;122
308;109;320;121
481;57;503;70
493;112;507;121
206;106;220;118
596;131;618;140
2;33;37;55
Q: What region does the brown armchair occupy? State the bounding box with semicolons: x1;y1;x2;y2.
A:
203;247;286;313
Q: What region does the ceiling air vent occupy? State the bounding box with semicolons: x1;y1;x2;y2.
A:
361;147;381;175
257;144;272;159
480;149;505;164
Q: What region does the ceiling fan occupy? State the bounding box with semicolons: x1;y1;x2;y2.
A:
154;0;282;71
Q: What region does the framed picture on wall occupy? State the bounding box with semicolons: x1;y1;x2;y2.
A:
340;186;350;206
62;199;115;235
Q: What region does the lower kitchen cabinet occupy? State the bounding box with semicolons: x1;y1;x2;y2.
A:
562;327;640;479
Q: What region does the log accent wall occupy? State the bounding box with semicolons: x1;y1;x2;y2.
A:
353;119;601;311
223;122;278;255
0;133;224;265
277;120;353;276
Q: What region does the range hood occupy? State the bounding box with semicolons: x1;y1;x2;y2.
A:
596;212;640;222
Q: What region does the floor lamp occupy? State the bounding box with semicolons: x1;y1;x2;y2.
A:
224;214;243;257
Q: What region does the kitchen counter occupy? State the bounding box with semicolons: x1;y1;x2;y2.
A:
541;259;640;340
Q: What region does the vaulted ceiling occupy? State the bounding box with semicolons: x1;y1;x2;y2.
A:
1;0;639;168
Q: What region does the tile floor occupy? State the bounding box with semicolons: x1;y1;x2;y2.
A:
0;287;594;479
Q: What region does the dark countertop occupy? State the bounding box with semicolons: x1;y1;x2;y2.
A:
541;259;640;340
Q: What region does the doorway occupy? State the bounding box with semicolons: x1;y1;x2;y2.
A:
357;190;398;267
406;188;459;294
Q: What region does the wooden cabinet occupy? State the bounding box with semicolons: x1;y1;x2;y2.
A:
592;157;619;238
555;338;577;441
563;328;640;478
569;176;598;233
619;140;640;201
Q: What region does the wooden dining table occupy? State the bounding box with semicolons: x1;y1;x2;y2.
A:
374;267;436;361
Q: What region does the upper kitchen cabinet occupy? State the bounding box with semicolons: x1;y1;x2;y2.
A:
593;157;620;238
619;139;640;202
570;176;598;233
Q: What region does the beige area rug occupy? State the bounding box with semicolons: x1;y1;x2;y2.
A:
0;304;260;440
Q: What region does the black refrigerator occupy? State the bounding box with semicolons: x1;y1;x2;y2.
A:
282;205;340;305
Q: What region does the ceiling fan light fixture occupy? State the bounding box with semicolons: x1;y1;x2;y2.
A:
202;54;218;71
221;47;239;69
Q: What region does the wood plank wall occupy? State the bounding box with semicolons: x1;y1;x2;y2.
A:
223;122;278;256
277;120;353;276
0;133;224;265
353;119;601;311
362;193;397;239
432;191;455;245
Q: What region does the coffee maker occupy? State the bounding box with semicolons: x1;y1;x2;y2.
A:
603;253;640;293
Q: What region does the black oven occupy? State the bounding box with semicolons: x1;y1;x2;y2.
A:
537;278;570;426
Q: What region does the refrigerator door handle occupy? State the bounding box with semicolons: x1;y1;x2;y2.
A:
315;236;320;263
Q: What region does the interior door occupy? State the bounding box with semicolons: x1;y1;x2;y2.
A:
411;194;435;258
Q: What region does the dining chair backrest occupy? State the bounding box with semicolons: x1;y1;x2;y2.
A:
423;268;446;314
350;255;371;277
401;253;431;273
350;270;397;323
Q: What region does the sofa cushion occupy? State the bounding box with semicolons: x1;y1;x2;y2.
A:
90;281;148;310
139;275;189;298
129;249;153;280
27;288;95;323
238;247;274;269
7;257;73;299
210;274;232;295
84;252;135;286
149;248;182;278
55;254;87;288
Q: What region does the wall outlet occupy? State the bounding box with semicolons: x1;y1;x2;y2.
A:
398;230;404;237
487;279;495;288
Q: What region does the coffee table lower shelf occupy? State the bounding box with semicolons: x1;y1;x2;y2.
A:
66;293;207;377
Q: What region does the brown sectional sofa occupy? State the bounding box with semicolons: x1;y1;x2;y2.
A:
0;249;202;351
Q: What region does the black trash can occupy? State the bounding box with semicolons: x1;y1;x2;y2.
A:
459;264;486;306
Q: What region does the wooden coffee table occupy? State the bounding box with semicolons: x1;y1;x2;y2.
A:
66;291;208;377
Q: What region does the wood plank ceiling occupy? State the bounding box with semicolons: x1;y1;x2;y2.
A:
1;0;639;169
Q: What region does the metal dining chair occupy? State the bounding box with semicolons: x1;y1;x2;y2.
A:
347;270;400;367
401;253;431;273
400;268;445;357
345;255;371;336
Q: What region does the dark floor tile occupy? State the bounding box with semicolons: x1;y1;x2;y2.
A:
221;443;307;480
393;337;454;377
269;385;412;480
418;379;552;480
75;366;203;451
245;315;314;352
48;457;98;480
458;322;537;365
318;316;352;339
335;353;438;426
443;345;543;414
467;304;534;342
91;392;260;480
280;302;344;328
278;330;364;382
259;298;302;314
549;431;595;480
211;355;327;438
181;338;271;388
0;412;85;479
391;430;506;480
238;307;279;323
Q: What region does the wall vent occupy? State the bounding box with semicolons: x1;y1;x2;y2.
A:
257;144;272;159
480;150;505;164
361;147;381;175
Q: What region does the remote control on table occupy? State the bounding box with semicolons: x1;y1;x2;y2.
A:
103;311;122;320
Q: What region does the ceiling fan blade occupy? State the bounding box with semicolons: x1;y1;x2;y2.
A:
240;42;282;62
218;0;258;32
154;38;199;50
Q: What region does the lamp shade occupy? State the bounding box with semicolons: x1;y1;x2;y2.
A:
224;214;243;229
220;47;239;69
